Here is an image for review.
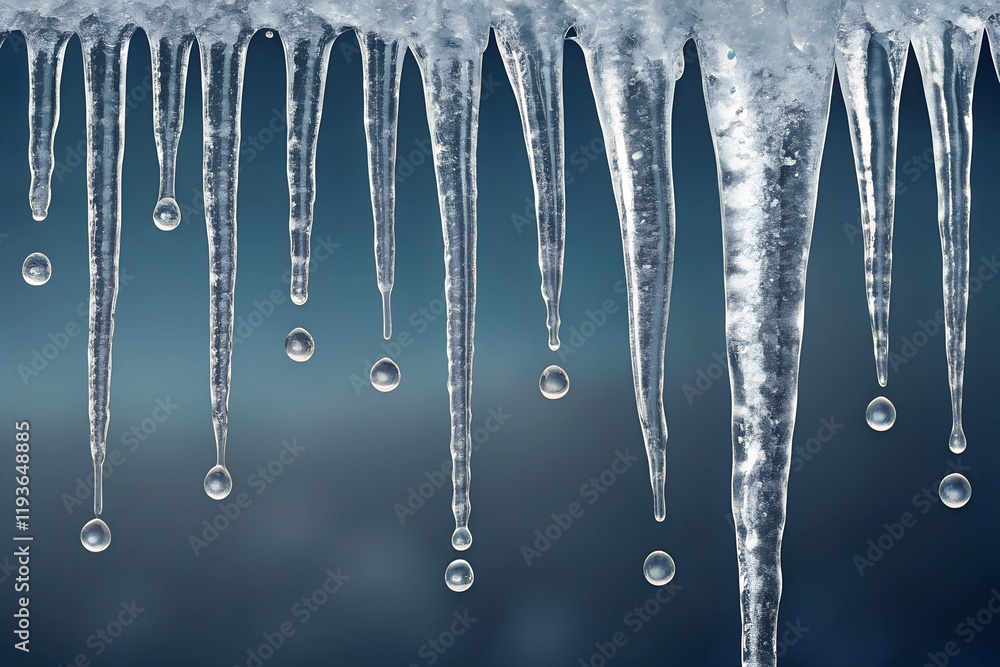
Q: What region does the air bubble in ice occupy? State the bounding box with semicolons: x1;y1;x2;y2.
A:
204;465;233;500
452;527;472;551
370;357;400;392
865;396;895;431
22;252;51;286
153;197;182;231
285;328;315;362
939;473;971;509
81;518;112;552
539;365;569;399
265;30;274;39
445;559;474;592
643;550;676;586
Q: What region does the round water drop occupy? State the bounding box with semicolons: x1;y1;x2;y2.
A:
452;527;472;551
865;396;895;431
727;49;736;60
948;428;967;454
204;465;233;500
939;473;972;509
643;550;675;586
153;197;181;231
445;559;474;592
539;365;569;400
81;518;112;552
285;328;315;362
22;252;51;286
370;357;401;392
265;30;275;38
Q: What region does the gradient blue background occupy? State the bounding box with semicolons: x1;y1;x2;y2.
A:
0;27;997;667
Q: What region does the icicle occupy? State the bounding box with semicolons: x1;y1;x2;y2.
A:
77;16;136;551
912;19;982;456
148;31;194;231
697;24;836;666
197;26;253;499
411;39;485;554
494;17;566;350
358;31;404;337
283;21;339;306
574;22;681;522
836;22;908;388
26;28;72;221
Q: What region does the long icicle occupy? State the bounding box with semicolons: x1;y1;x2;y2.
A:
912;20;981;455
26;27;72;221
359;31;404;337
283;21;339;306
495;18;567;350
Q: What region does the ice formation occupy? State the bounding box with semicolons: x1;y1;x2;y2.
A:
4;0;994;663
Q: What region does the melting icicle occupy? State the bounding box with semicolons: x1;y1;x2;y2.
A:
444;558;474;592
494;15;567;350
359;31;404;337
285;327;316;362
836;19;908;388
912;19;981;456
538;364;569;399
197;25;253;499
148;30;194;231
21;252;52;285
26;28;72;221
283;21;339;306
938;472;972;508
865;395;895;431
370;357;401;391
642;549;675;586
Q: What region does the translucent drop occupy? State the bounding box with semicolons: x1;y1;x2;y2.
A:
153;197;181;231
865;396;895;431
265;30;274;39
22;252;52;286
939;473;972;509
539;365;569;399
445;559;474;592
643;550;676;586
948;427;967;454
204;464;233;500
80;518;112;552
370;357;400;392
727;49;736;60
285;328;315;362
452;527;472;551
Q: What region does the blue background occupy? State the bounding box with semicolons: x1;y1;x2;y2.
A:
0;28;997;667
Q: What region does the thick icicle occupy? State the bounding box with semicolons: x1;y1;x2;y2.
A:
912;20;981;455
26;27;72;221
148;30;194;231
836;20;908;387
494;15;567;350
197;26;253;497
78;17;134;523
359;31;404;337
282;21;339;306
574;19;681;522
697;18;836;666
411;39;484;552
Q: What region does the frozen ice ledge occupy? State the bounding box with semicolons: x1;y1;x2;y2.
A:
5;1;995;665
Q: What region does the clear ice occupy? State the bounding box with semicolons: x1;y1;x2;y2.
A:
3;0;994;661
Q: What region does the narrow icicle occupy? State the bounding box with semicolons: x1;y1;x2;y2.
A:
78;17;135;549
359;31;404;337
283;21;339;306
912;20;981;455
26;28;72;221
411;39;484;553
836;22;908;387
197;26;253;498
494;17;567;350
148;31;194;231
575;22;681;522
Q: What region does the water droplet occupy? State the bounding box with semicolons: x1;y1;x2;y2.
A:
81;518;111;552
204;465;233;500
445;559;474;592
265;30;274;39
22;252;51;286
370;357;401;392
730;86;737;94
643;550;676;586
452;527;472;551
948;427;967;454
539;365;569;400
153;197;181;231
727;49;736;60
939;473;972;509
865;396;895;431
285;328;315;362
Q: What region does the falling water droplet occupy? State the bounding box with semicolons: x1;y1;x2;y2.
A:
370;357;400;392
452;527;472;551
22;252;51;286
445;559;474;592
643;550;676;586
939;473;971;509
865;396;895;431
948;426;967;454
153;197;181;231
285;328;315;362
265;30;274;39
81;518;112;552
539;365;569;399
204;464;233;500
